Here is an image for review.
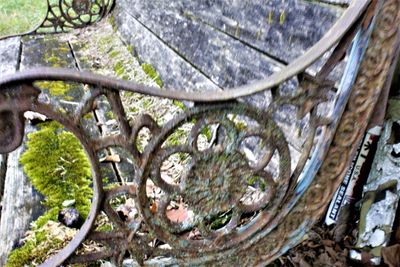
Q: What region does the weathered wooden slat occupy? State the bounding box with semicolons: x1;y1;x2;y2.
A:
23;35;120;184
178;0;341;64
21;36;75;68
69;34;133;183
117;0;287;89
70;22;169;183
1;36;73;264
0;126;44;266
0;35;125;264
114;3;312;151
0;36;21;208
0;37;20;79
114;7;221;93
0;36;24;266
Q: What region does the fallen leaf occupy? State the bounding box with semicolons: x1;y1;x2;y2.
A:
382;244;400;267
166;203;188;223
100;154;121;163
150;202;157;214
321;239;335;247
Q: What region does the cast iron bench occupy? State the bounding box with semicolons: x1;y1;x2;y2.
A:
0;0;399;266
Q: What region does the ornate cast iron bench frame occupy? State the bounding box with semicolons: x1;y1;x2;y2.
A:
1;0;400;266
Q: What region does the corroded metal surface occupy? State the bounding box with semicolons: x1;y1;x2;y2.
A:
1;0;400;266
37;0;114;33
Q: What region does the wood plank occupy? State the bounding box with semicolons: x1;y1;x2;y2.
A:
0;36;21;209
21;36;75;68
116;0;286;89
22;35;120;184
178;0;341;63
0;126;44;266
70;22;177;183
70;28;134;183
0;36;73;264
0;34;123;264
0;36;25;265
114;4;312;151
0;37;20;78
114;7;221;93
116;0;341;69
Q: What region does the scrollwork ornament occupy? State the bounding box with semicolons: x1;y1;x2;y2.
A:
36;0;114;33
135;104;293;254
0;84;40;153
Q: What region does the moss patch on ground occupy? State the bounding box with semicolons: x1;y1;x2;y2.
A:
20;121;92;217
6;121;93;266
6;221;75;267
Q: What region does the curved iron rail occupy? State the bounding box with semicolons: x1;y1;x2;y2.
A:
1;0;400;266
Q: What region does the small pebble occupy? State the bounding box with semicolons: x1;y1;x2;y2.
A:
58;208;83;228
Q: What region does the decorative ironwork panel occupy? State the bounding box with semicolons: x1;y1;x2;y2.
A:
37;0;114;33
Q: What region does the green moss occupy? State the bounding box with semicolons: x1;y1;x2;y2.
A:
209;211;232;230
34;81;75;99
20;121;93;217
96;223;113;232
6;239;36;266
6;223;65;267
113;59;135;81
109;50;120;59
98;35;114;52
114;60;126;77
142;98;153;109
34;207;60;229
173;100;186;111
201;126;213;141
165;128;188;146
106;110;115;120
58;46;70;53
248;175;266;191
235;121;247;131
7;121;94;266
109;15;117;32
129;106;139;113
127;45;134;54
83;113;95;120
46;55;60;65
141;63;163;87
279;10;286;25
267;10;273;24
43;49;69;68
